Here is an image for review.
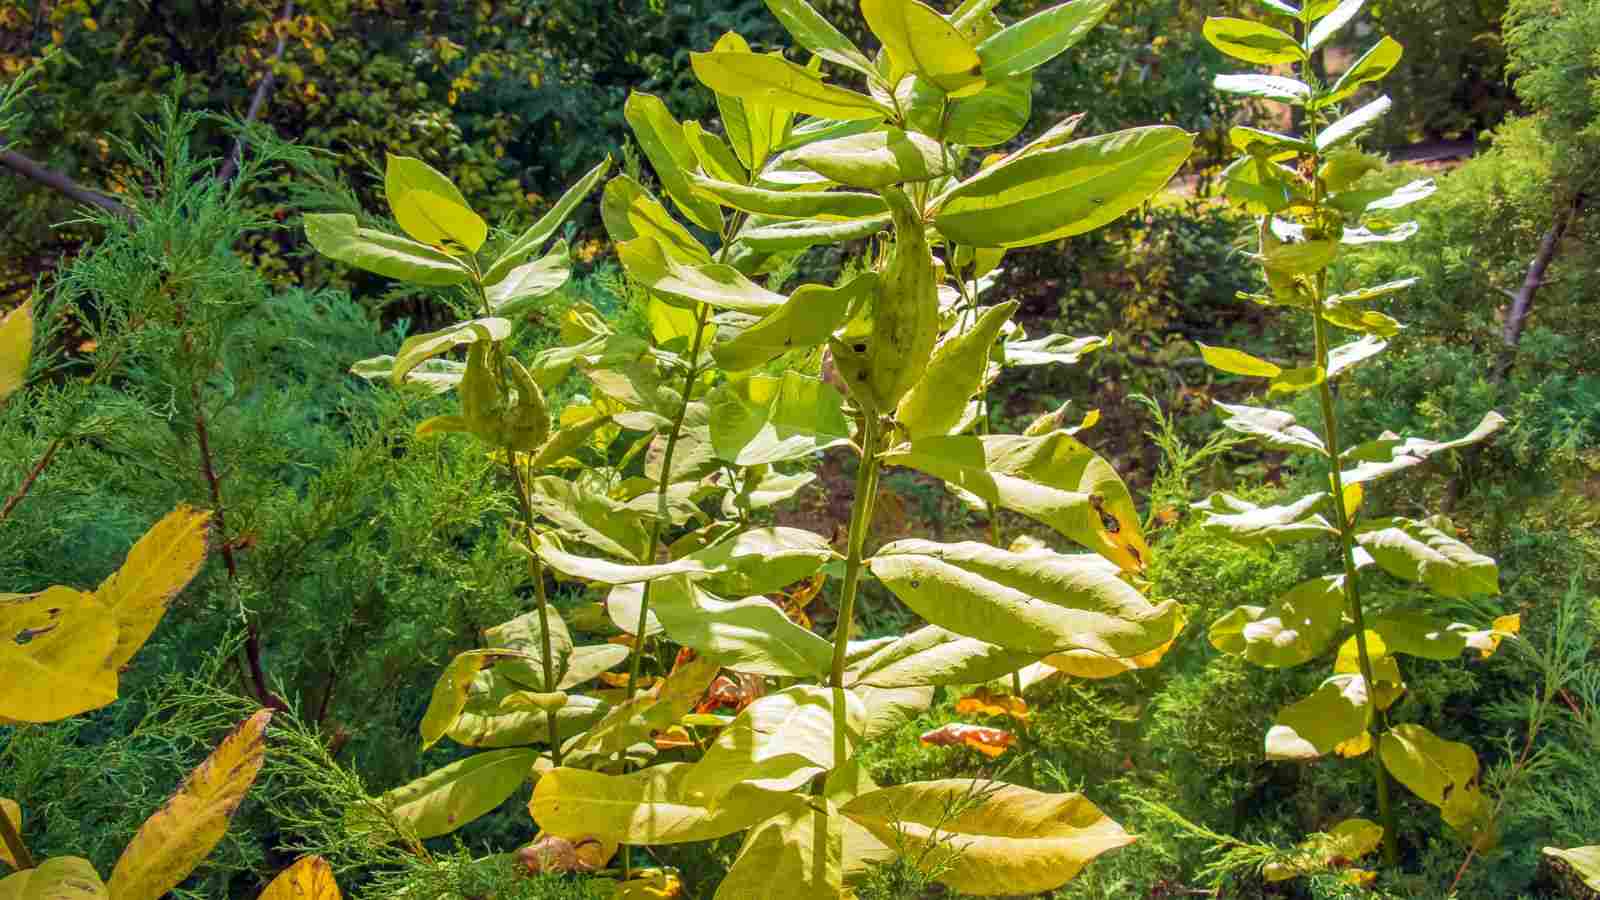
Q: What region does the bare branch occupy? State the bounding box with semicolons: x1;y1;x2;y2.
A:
218;0;296;184
0;141;133;222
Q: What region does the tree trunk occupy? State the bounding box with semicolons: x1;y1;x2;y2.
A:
1496;193;1581;380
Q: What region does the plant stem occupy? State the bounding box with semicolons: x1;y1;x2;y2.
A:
623;300;712;703
0;802;32;871
1311;285;1398;867
508;457;563;766
830;414;883;689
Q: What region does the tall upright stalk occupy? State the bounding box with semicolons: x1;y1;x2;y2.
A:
830;414;883;689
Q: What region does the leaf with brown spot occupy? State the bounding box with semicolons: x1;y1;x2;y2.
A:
108;709;272;900
920;723;1016;758
95;506;213;671
257;855;340;900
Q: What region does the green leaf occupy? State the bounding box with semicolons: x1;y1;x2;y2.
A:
1321;36;1403;107
1356;516;1499;598
880;433;1151;573
1369;611;1469;661
845;624;1038;689
683;121;748;185
709;371;852;466
687;686;864;798
534;527;833;596
529;763;771;845
421;651;500;749
1230;126;1313;159
713;273;877;372
1380;723;1494;842
935;126;1195;249
690;174;887;221
690;51;890;121
1213;401;1328;455
868;539;1181;657
861;0;984;95
1195;491;1338;546
376;750;541;840
1543;847;1600;892
1316;96;1391;152
723;469;816;518
1213;73;1311;104
448;673;608;748
0;587;117;722
1269;365;1326;395
384;153;487;253
0;301;31;404
1266;674;1374;760
1198;343;1282;377
526;476;650;563
1002;333;1107;367
0;856;108;898
618;237;785;314
485;241;570;316
791;128;950;189
897;302;1018;439
484;609;576;692
716;798;843;900
710;33;792;173
978;0;1114;79
1202;17;1304;65
1210;575;1347;667
904;73;1033;148
1341;411;1506;485
624;92;724;232
602;176;712;265
484;157;611;285
1262;820;1385;882
392;319;511;385
1307;0;1365;51
840;780;1133;895
560;644;631;689
351;356;464;394
650;576;833;678
738;214;893;252
762;0;876;78
304;214;472;286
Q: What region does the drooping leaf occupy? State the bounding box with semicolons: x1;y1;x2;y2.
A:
762;0;876;78
384;154;487;253
1202;17;1304;65
1369;611;1469;661
1210;575;1347;667
619;236;785;315
304;214;472;286
485;608;576;692
484;156;611;285
1316;96;1392;152
624;92;724;232
602;176;712;265
708;371;852;466
690;51;889;121
1341;411;1506;485
868;540;1181;657
920;722;1016;757
372;749;541;840
559;645;632;690
529;764;771;845
527;477;650;563
0;301;31;404
861;0;984;94
1307;0;1365;51
650;575;834;678
1266;674;1374;760
1214;401;1328;455
880;432;1150;572
977;0;1114;78
1356;517;1499;598
1002;333;1107;367
935;126;1195;249
1195;491;1338;546
422;650;522;749
391;319;511;385
108;710;271;900
93;505;212;672
0;856;107;899
1040;609;1184;679
1380;723;1495;845
738;214;893;252
845;625;1037;689
0;587;118;722
713;274;877;371
897;302;1018;439
840;780;1133;895
791;128;950;189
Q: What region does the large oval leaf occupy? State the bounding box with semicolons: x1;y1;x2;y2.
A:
652;576;833;678
791;128;950;189
374;749;542;840
0;587;118;722
1202;17;1304;65
384;154;487;253
686;686;864;799
934;126;1194;249
709;371;852;466
977;0;1115;78
530;763;771;845
1209;575;1347;668
868;540;1180;657
690;52;889;121
716;799;843;899
258;856;341;900
1355;517;1499;598
690;173;887;221
304;214;472;286
0;301;31;404
862;0;984;94
840;780;1133;895
845;624;1038;688
601;176;711;265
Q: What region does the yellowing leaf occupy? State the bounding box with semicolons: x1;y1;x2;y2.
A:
715;799;843;899
862;0;984;94
919;722;1016;757
1543;846;1600;891
258;855;340;900
0;301;33;404
420;650;499;750
384;154;487;253
1198;343;1282;378
517;833;617;874
369;749;542;840
0;587;118;723
1042;609;1186;679
529;763;770;845
108;709;272;900
95;506;212;671
0;798;21;869
1262;819;1384;882
955;687;1029;722
840;780;1132;895
0;856;107;898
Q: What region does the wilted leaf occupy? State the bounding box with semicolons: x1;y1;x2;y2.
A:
1341;412;1506;485
0;587;118;722
920;722;1016;757
258;855;340;900
897;302;1018;440
1380;723;1495;847
517;833;617;874
108;709;272;900
95;506;212;671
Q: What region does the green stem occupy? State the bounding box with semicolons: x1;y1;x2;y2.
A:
508;457;563;766
830;414;883;689
1312;282;1399;867
0;802;32;871
623;300;712;703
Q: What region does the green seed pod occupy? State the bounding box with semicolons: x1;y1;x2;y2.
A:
460;340;509;445
503;356;552;452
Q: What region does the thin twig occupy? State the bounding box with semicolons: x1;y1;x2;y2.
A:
0;142;134;222
218;0;296;183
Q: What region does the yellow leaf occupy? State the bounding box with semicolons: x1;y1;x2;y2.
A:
0;587;118;722
0;798;21;869
0;301;32;404
1043;610;1187;680
257;855;340;900
919;723;1016;758
384;154;488;254
955;687;1030;722
0;855;107;898
95;506;212;671
419;650;498;750
108;709;272;900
